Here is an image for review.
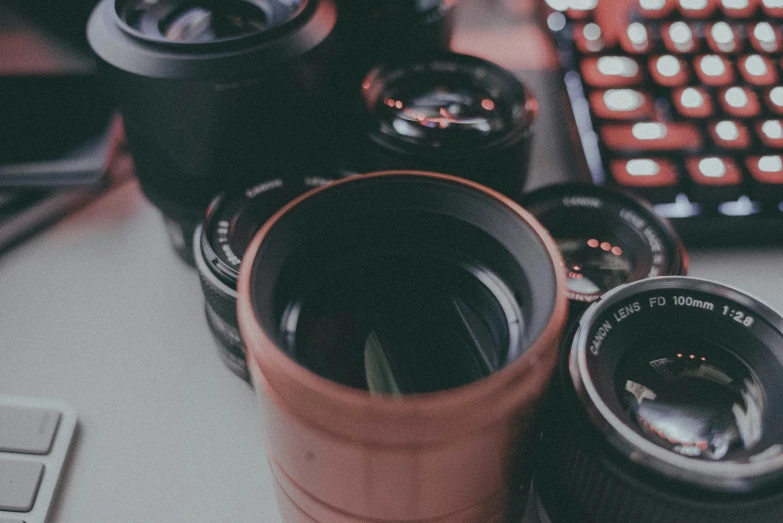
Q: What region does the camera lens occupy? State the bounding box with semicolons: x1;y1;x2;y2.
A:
237;171;568;521
87;0;338;262
194;175;335;381
521;184;687;316
534;277;783;523
353;54;536;197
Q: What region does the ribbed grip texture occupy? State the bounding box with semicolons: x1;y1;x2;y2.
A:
537;405;783;523
198;270;237;327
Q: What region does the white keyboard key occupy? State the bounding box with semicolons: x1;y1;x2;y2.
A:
0;459;43;512
0;405;60;455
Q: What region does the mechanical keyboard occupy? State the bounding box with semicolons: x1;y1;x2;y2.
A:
542;0;783;244
0;396;77;523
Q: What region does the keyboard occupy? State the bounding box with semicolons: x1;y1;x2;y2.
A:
543;0;783;244
0;396;77;523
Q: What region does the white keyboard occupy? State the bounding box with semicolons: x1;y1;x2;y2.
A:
0;396;77;523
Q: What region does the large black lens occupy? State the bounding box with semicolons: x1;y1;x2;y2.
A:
352;54;536;198
246;172;563;394
522;184;687;318
88;0;337;264
194;175;335;381
534;277;783;523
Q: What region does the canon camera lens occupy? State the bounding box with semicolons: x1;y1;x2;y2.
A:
195;175;335;381
534;277;783;523
354;53;537;198
87;0;338;262
522;184;687;320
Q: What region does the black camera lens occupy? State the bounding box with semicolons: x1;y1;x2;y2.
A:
353;54;536;198
242;171;566;394
521;184;687;317
88;0;338;263
194;175;335;381
534;277;783;523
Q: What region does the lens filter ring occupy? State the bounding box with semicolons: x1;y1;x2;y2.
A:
537;276;783;523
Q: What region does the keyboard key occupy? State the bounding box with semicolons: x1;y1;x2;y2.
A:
761;0;783;17
706;22;741;53
639;0;677;18
566;0;598;19
686;157;743;185
719;86;761;117
650;55;690;87
0;459;44;512
0;518;27;523
663;21;699;53
738;55;777;86
678;0;719;17
747;155;783;184
574;23;605;54
611;158;680;201
0;405;60;455
622;22;654;54
601;122;703;152
708;120;751;149
590;89;655;119
764;86;783;115
757;120;783;148
750;22;782;53
581;56;643;88
694;55;735;86
720;0;758;17
672;86;714;118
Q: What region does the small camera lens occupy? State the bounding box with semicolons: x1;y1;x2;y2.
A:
194;175;335;381
354;54;536;197
521;184;687;316
534;277;783;523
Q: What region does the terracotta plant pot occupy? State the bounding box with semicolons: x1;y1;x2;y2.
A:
237;171;568;522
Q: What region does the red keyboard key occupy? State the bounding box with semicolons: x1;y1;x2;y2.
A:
719;86;761;118
756;120;783;148
581;56;643;88
705;22;742;53
611;158;680;201
764;87;783;115
574;23;605;54
566;0;599;19
639;0;677;18
720;0;758;17
601;122;703;152
708;120;752;149
621;23;654;54
650;55;690;87
686;157;743;185
678;0;720;17
761;0;783;17
662;22;699;53
590;89;655;119
750;22;782;53
672;87;714;118
746;155;783;184
738;55;777;86
694;55;735;86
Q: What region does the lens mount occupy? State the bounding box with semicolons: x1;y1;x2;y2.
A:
572;277;783;493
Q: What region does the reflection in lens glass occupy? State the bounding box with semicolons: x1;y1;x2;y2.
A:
557;237;632;296
619;338;764;460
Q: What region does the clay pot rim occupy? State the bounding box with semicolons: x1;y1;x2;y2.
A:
237;170;568;436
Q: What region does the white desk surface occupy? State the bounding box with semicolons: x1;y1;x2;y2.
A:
1;2;782;522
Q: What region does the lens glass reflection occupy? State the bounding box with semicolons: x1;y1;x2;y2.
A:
557;236;633;296
618;337;765;460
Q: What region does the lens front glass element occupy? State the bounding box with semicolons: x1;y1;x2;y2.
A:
618;336;764;461
118;0;305;42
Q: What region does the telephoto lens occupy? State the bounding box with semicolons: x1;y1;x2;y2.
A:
521;184;687;321
87;0;338;264
534;276;783;523
194;175;336;382
353;53;537;198
237;171;568;522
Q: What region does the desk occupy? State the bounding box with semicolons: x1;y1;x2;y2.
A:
1;1;782;522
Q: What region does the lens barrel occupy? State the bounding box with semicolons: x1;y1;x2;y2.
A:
535;276;783;523
522;184;687;320
195;175;336;382
87;0;338;261
353;53;537;198
237;171;568;522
